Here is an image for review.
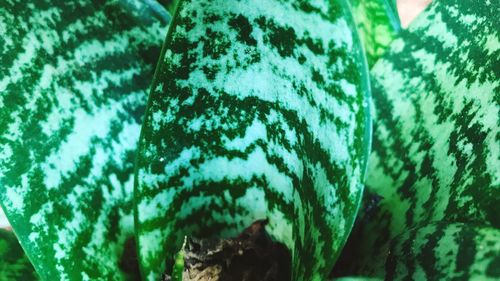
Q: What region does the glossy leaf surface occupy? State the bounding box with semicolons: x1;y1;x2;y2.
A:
0;0;168;279
335;0;499;277
135;0;371;280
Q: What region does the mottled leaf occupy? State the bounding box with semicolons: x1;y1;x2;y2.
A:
334;0;499;277
0;229;38;280
383;223;500;280
349;0;401;66
0;0;168;279
134;0;371;280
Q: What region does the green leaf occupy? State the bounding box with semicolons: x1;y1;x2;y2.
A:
157;0;180;14
0;229;38;280
134;0;371;280
170;239;185;281
369;0;499;241
0;208;9;229
348;0;401;66
0;0;168;279
335;0;499;277
384;223;500;280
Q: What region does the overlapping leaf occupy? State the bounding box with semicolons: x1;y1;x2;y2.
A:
134;0;371;280
335;0;499;278
339;220;500;280
349;0;401;66
0;0;168;279
383;222;500;280
0;229;38;280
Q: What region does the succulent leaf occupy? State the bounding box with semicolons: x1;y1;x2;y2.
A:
134;0;371;280
384;223;500;280
335;0;500;277
0;0;168;279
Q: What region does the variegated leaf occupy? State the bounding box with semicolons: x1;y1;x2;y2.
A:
0;229;38;280
348;0;401;66
134;0;371;280
334;0;499;277
383;223;500;280
0;0;168;279
339;219;500;280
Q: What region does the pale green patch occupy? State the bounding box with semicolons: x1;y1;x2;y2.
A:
136;0;369;279
0;0;169;279
337;0;500;278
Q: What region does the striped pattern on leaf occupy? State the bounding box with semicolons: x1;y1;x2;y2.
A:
157;0;180;14
335;0;499;277
0;0;168;279
384;223;500;280
348;0;401;66
0;208;9;229
134;0;370;280
339;220;500;280
0;229;38;280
